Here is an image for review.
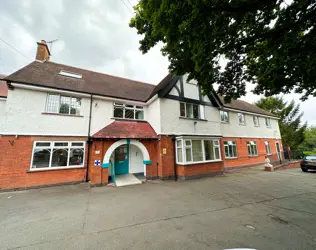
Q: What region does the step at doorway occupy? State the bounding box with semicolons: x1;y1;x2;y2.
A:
115;174;142;187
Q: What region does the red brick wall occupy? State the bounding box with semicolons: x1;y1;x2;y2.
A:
0;136;87;191
157;136;176;179
177;161;223;179
222;137;283;169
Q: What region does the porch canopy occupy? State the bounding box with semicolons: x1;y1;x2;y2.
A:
92;120;158;139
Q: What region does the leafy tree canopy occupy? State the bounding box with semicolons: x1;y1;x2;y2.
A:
298;126;316;153
255;96;307;149
130;0;316;102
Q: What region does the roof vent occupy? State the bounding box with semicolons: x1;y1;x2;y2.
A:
59;70;82;79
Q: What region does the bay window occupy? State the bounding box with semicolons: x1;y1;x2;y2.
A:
247;141;258;156
31;141;85;170
176;138;221;164
113;103;144;120
224;141;237;158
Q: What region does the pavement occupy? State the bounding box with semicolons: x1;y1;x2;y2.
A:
0;168;316;250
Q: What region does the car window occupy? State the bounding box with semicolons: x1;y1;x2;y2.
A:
305;156;316;160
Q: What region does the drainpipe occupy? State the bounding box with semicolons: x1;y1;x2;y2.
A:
172;136;177;181
85;95;93;182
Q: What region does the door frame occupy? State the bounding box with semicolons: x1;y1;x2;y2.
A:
275;141;282;160
114;144;130;175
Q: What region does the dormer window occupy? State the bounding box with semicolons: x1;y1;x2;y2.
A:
59;70;82;79
113;103;144;120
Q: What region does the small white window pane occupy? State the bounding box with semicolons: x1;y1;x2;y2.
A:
46;94;59;113
136;106;143;109
126;104;134;108
185;140;191;146
32;148;51;168
135;110;144;120
185;148;192;162
192;140;203;162
204;140;214;161
176;140;182;147
51;148;68;167
199;105;205;119
180;103;185;117
193;104;199;119
70;98;81;115
214;147;220;159
186;103;193;118
36;142;51;147
125;109;135;119
60;96;71;114
71;142;84;147
114;107;124;118
69;149;84;166
177;148;183;162
54;142;69;147
114;103;123;107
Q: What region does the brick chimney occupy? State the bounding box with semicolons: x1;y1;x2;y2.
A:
35;40;50;61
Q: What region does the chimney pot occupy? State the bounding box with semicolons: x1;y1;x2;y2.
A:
35;40;50;61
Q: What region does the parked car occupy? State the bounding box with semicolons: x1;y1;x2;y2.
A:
300;155;316;172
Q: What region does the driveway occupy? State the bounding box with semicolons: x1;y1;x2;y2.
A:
1;168;316;250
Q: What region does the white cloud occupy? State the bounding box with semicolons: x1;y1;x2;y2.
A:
0;0;314;125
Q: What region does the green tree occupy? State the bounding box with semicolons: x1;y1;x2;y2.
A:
298;126;316;154
255;96;307;149
130;0;316;102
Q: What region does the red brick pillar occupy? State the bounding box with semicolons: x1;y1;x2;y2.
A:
157;136;175;180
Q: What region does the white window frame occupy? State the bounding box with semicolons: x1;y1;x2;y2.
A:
175;137;222;165
46;94;81;115
179;102;200;119
247;141;258;156
224;140;238;158
265;141;272;155
220;110;229;123
253;116;260;127
265;117;271;128
30;141;86;171
238;113;246;125
176;140;183;163
113;102;144;120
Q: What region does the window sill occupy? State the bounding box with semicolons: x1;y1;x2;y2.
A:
179;117;208;122
221;121;229;124
239;124;246;126
27;166;85;173
111;117;147;122
42;112;83;117
225;157;238;160
248;155;259;158
176;160;222;166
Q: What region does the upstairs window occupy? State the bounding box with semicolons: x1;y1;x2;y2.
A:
180;102;200;119
265;141;272;155
265;118;271;128
238;113;245;125
247;141;258;156
113;103;144;120
46;94;81;115
220;111;229;123
253;116;259;127
224;141;237;158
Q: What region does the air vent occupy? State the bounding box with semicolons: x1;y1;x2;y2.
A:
59;70;82;79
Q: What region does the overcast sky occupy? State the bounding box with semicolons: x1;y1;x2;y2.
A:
0;0;315;126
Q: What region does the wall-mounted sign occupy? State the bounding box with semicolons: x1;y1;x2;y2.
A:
95;150;100;155
94;160;101;166
163;148;167;155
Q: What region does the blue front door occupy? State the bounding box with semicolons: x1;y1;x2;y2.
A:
114;145;129;175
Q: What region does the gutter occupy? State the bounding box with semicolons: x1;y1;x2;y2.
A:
85;95;93;182
172;136;178;181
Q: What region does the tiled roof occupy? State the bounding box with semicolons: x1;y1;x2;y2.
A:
219;96;277;117
0;74;8;97
4;61;155;102
92;120;158;139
